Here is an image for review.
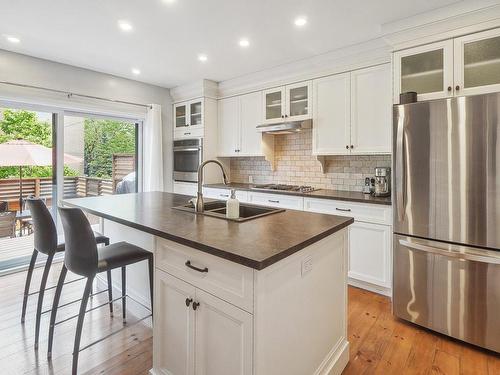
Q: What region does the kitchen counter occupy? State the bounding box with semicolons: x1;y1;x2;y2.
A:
64;191;353;270
204;182;392;205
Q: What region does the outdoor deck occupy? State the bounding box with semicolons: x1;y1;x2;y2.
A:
0;234;36;271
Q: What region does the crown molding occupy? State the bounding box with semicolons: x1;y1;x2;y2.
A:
217;38;391;98
382;1;500;51
170;79;218;103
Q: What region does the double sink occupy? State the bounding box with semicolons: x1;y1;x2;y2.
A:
173;200;285;222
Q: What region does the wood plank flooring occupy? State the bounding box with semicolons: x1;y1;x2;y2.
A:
1;264;498;374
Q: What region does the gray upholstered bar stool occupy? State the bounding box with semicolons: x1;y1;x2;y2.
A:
22;198;111;350
51;206;153;375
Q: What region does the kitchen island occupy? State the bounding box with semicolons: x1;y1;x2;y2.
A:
64;191;353;375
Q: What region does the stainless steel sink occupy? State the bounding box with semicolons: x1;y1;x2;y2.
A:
173;200;285;222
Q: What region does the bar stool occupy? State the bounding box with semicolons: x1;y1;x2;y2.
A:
22;198;112;350
50;206;153;375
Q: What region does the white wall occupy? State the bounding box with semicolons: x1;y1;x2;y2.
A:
0;49;173;190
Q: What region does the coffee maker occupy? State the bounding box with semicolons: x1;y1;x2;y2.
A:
373;167;391;197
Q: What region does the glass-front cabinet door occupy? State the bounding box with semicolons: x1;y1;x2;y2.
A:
286;81;312;121
454;28;500;96
189;100;203;128
174;103;187;128
393;40;453;103
262;87;285;124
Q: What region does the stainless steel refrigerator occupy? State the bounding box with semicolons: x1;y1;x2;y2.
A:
393;92;500;353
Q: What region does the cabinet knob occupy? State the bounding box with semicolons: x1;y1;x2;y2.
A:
284;114;288;118
192;302;200;310
345;145;349;150
455;85;460;91
350;145;354;149
447;86;452;92
185;298;193;307
281;115;284;118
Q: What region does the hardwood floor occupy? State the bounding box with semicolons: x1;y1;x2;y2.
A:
1;264;498;374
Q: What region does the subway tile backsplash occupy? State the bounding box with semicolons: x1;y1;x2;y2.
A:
229;130;391;192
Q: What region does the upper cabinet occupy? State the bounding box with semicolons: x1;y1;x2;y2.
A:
218;91;263;157
393;40;454;102
262;82;312;124
454;28;500;97
394;28;500;102
312;64;391;156
174;98;204;139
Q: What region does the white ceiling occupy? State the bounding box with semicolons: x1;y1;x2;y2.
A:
0;0;462;88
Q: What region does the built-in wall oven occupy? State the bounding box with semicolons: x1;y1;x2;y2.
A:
173;138;202;182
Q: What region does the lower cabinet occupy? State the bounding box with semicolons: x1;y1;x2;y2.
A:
154;269;253;375
348;221;392;291
174;181;198;196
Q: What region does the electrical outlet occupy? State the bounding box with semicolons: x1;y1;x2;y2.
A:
248;175;253;184
301;256;313;276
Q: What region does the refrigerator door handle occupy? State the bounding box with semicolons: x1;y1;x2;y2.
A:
399;239;500;265
396;114;405;221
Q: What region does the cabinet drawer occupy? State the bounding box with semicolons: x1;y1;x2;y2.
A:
247;192;304;210
174;127;204;139
202;187;248;203
303;197;391;225
155;237;254;313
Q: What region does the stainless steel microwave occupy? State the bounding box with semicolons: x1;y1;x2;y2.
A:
173;138;202;182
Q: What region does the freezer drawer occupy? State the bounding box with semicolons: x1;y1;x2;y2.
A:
393;234;500;353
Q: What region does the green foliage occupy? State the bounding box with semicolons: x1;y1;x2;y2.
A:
83;119;135;178
0;109;79;178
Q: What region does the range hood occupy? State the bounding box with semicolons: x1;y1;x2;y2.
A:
256;119;312;135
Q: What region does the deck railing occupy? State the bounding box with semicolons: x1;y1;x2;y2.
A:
0;176;114;211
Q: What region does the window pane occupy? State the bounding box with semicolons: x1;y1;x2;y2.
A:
401;49;444;94
464;36;500;88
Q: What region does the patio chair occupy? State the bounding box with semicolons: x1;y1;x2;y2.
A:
0;201;8;213
0;211;16;238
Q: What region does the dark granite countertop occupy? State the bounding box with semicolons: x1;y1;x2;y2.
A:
204;183;392;206
63;192;353;270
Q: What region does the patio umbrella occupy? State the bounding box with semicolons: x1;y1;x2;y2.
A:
0;139;82;210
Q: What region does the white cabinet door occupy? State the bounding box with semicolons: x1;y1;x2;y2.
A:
189;99;204;129
154;269;195;375
312;73;350;155
285;81;312;122
194;289;253;375
262;87;286;124
175;102;188;129
393;40;454;103
239;91;263;156
218;97;240;156
247;192;304;210
174;181;197;196
350;64;392;154
348;222;392;288
202;187;248;203
454;28;500;97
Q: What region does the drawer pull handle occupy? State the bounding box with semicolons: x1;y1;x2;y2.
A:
335;208;351;212
268;199;280;203
185;260;208;273
185;298;193;307
220;194;229;198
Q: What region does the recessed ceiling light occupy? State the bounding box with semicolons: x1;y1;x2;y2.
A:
6;36;20;43
239;39;250;48
118;20;133;32
132;68;141;75
294;16;307;27
198;54;208;62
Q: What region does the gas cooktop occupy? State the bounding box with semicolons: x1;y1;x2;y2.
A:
251;184;318;193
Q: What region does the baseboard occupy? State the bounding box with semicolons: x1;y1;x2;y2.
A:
348;277;392;297
315;338;350;375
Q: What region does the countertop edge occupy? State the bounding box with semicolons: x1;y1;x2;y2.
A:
63;200;353;270
203;184;392;206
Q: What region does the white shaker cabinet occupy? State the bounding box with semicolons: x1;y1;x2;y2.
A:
350;64;392;154
262;82;312;124
217;92;262;157
312;73;351;155
174;99;205;139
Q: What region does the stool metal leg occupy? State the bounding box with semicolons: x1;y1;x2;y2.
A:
148;257;153;314
72;276;93;375
121;266;126;322
106;270;113;316
34;252;54;350
21;249;38;323
47;264;67;359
